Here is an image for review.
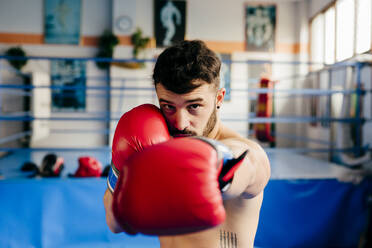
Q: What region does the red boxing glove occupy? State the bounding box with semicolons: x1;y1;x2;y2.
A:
75;156;102;177
113;137;245;235
108;104;170;193
112;104;170;167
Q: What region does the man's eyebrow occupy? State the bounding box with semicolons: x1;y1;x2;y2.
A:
185;98;204;103
159;98;204;103
159;98;172;103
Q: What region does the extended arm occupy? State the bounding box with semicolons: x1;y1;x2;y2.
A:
103;188;123;233
220;138;271;199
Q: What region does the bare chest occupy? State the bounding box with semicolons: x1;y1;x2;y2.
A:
159;195;262;248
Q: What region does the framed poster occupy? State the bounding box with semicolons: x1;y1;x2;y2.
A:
245;4;276;52
44;0;81;44
51;60;86;111
154;0;186;47
220;54;232;101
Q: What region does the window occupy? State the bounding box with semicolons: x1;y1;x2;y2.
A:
324;7;335;64
336;0;355;61
356;0;371;54
311;14;324;65
310;0;372;66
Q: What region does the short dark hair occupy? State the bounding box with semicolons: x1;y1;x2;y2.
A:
153;40;221;94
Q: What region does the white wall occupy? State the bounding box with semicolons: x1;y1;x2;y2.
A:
130;0;301;45
82;0;112;36
186;0;246;41
0;0;111;36
0;0;43;33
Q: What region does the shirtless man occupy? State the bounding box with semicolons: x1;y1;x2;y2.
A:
103;40;271;248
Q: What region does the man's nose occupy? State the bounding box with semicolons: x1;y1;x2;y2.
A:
173;110;189;131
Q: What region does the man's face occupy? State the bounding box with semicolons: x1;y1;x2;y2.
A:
155;81;224;137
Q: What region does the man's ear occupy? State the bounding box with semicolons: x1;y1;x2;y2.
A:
216;88;226;107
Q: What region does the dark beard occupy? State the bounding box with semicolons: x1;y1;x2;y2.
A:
202;107;217;137
168;107;217;137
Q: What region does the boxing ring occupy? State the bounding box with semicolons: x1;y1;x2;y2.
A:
0;55;372;248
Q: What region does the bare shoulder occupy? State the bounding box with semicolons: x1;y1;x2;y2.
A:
217;124;265;156
218;124;271;198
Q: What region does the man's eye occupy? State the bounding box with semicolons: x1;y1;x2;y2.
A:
188;104;200;110
163;104;175;111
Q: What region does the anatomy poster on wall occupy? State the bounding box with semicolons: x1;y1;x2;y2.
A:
245;4;276;52
51;60;86;111
154;0;186;47
44;0;81;44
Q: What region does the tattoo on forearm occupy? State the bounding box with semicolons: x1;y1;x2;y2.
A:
219;230;237;248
